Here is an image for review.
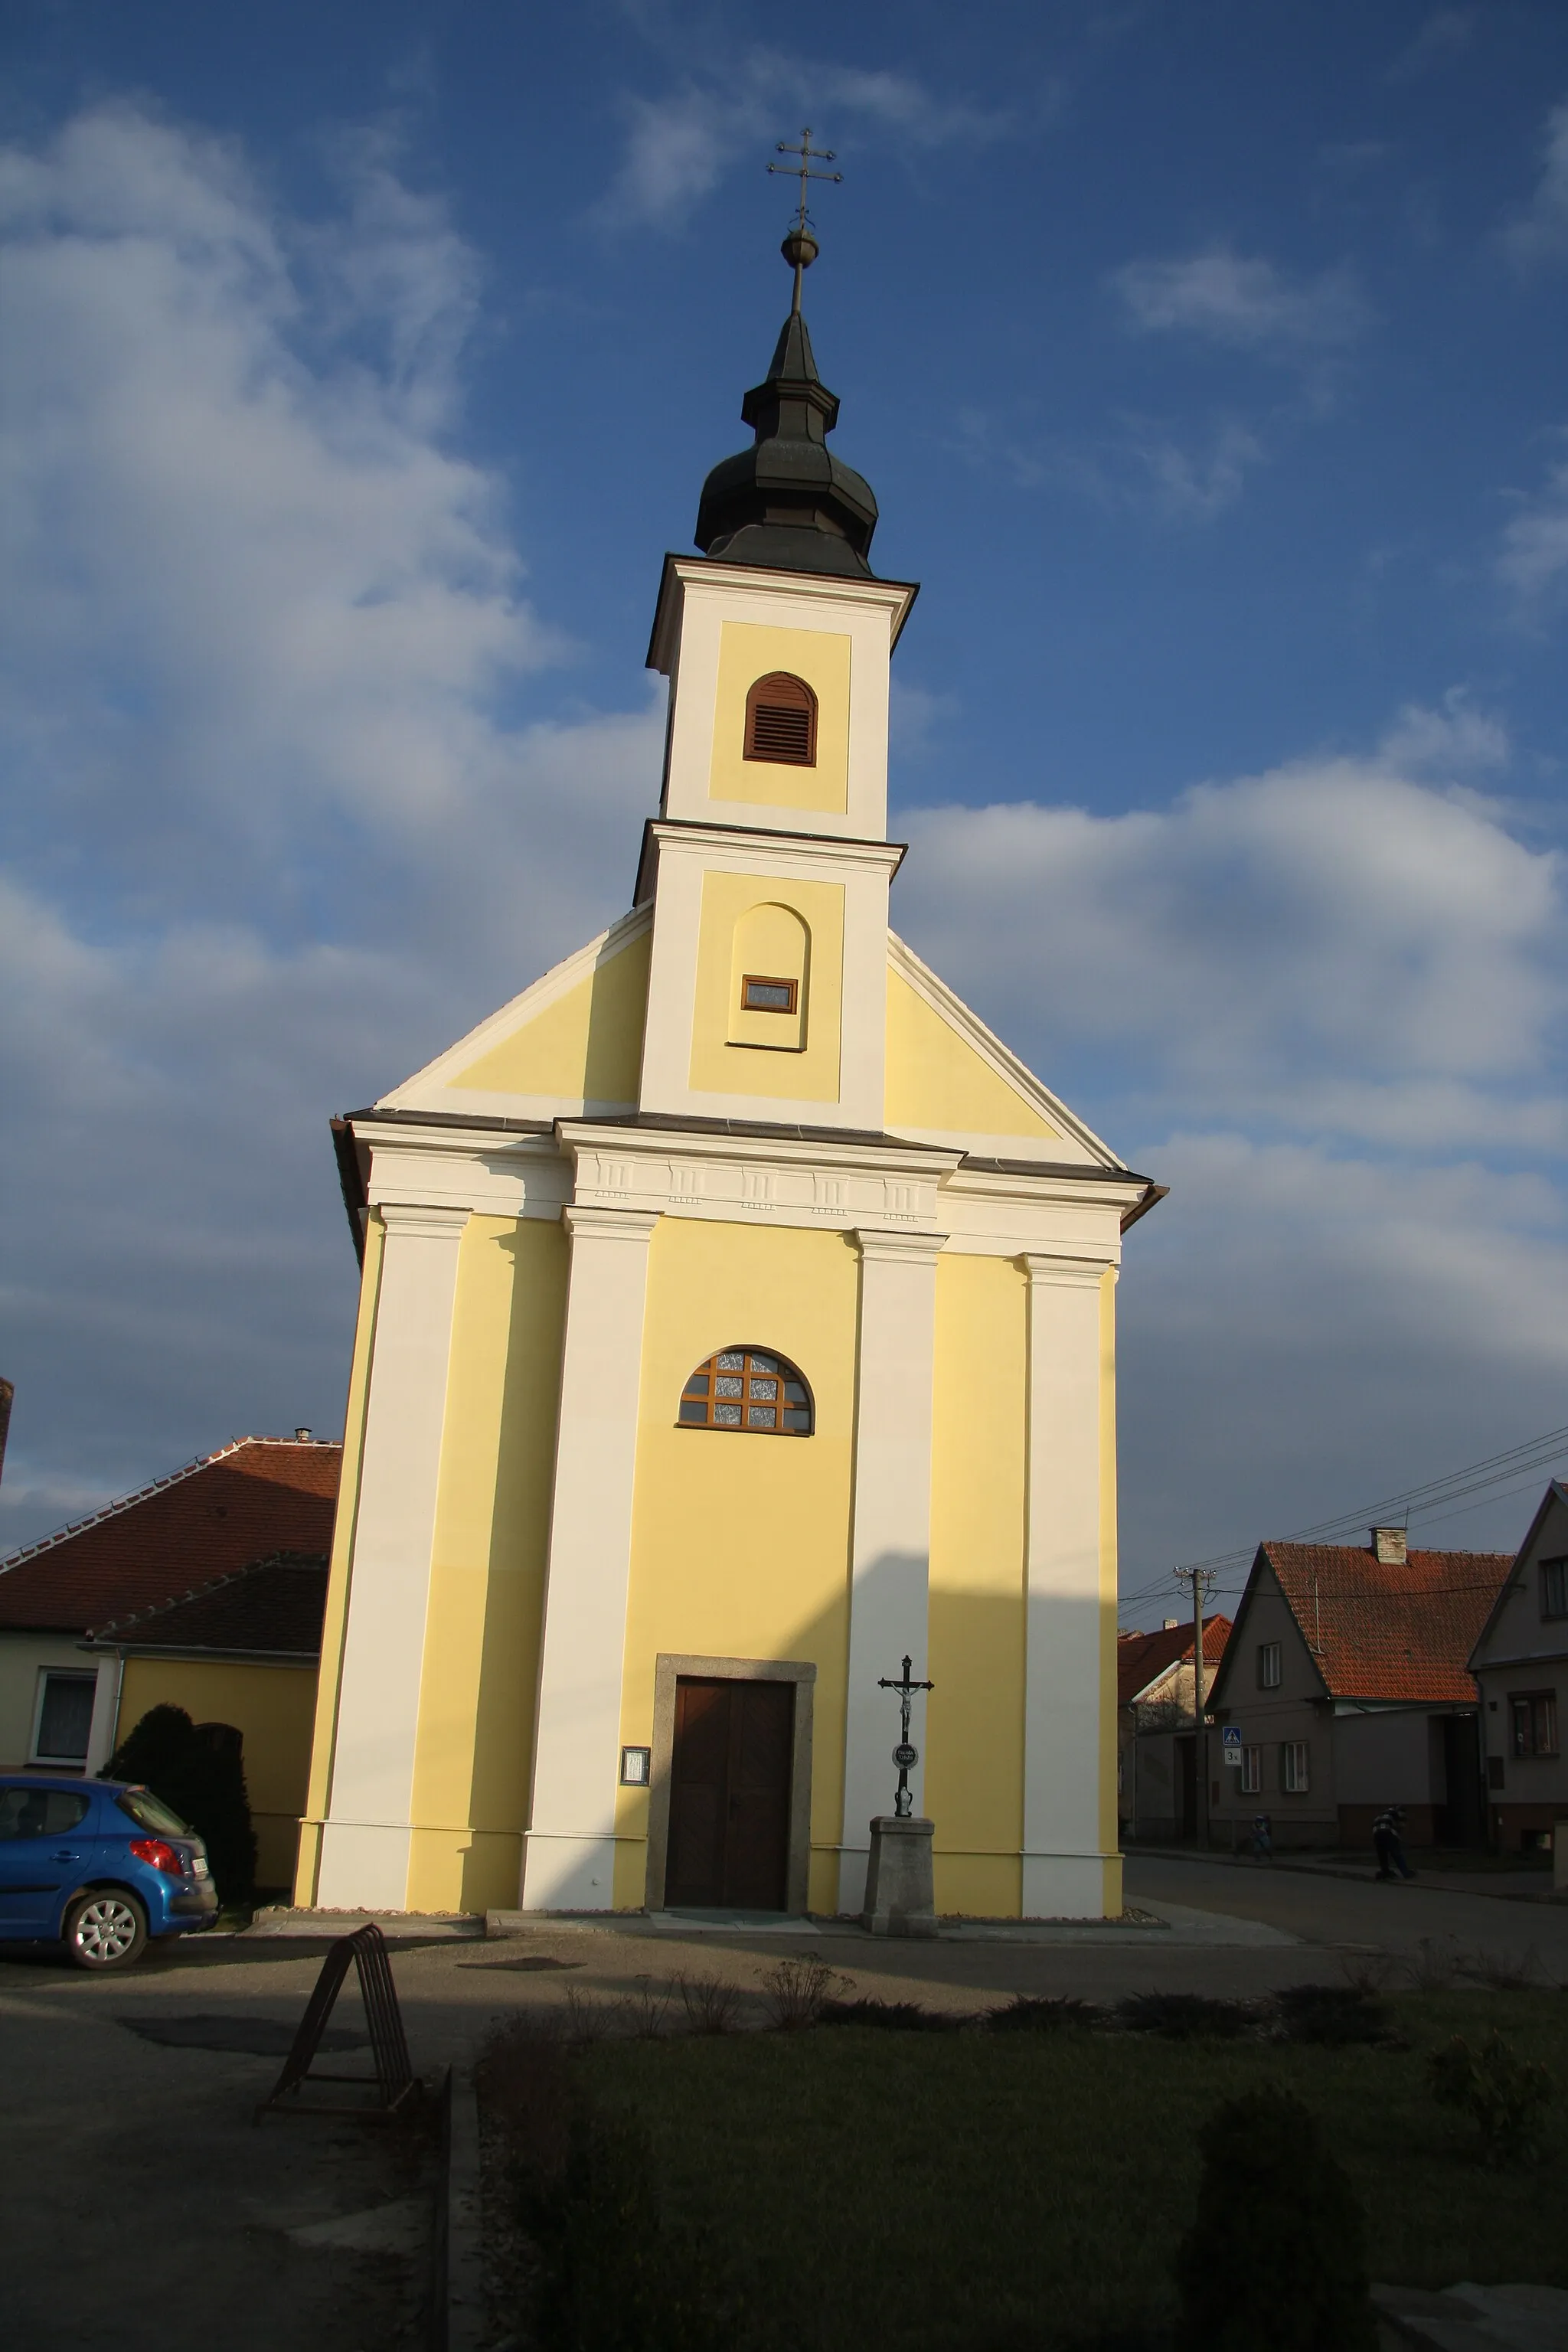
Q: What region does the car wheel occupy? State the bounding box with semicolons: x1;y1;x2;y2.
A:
64;1890;148;1971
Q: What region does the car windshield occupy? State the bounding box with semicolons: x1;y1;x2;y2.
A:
115;1787;191;1838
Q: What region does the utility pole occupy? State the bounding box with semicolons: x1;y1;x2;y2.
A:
1173;1565;1214;1851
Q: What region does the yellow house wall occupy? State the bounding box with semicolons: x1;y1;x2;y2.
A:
117;1655;318;1891
884;969;1059;1140
296;1208;384;1904
616;1217;860;1911
1099;1267;1123;1915
404;1214;569;1915
927;1253;1028;1917
710;621;851;813
688;870;844;1102
449;929;650;1102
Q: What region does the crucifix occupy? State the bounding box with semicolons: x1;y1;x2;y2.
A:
877;1654;934;1819
768;127;842;313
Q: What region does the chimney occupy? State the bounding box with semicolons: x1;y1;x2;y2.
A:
1163;1617;1179;1631
1371;1526;1407;1566
295;1426;312;1442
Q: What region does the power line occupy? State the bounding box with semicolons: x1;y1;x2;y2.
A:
1119;1422;1568;1625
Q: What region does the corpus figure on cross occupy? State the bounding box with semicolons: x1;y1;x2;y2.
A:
877;1654;935;1819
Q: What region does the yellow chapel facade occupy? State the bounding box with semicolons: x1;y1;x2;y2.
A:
296;270;1160;1925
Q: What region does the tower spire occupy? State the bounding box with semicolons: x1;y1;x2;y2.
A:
692;129;876;578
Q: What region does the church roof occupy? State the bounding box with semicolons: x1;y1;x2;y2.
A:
0;1439;339;1635
694;302;880;577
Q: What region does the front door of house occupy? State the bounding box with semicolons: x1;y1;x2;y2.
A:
666;1677;793;1909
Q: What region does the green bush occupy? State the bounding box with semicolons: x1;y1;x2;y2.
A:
1429;2032;1554;2166
1272;1984;1393;2046
106;1704;256;1904
1173;2086;1377;2352
1118;1992;1248;2040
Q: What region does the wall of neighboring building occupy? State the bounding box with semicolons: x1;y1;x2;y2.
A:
1210;1569;1336;1847
116;1655;318;1890
0;1635;116;1775
1472;1490;1568;1853
1331;1705;1446;1847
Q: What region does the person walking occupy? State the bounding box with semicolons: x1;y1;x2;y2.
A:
1250;1811;1273;1862
1373;1803;1415;1880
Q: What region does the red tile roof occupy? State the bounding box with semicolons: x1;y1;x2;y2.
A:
1261;1542;1511;1704
0;1440;340;1634
1118;1615;1231;1707
86;1552;328;1658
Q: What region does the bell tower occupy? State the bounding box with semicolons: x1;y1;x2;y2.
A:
636;169;918;1133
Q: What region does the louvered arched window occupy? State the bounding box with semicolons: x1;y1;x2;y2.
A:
743;672;817;766
678;1347;813;1436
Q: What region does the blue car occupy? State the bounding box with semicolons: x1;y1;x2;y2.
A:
0;1775;218;1969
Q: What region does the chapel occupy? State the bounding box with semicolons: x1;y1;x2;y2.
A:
296;216;1161;1924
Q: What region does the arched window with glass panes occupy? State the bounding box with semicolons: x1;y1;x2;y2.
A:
678;1347;813;1436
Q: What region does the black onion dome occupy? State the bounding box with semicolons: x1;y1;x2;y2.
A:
694;309;879;578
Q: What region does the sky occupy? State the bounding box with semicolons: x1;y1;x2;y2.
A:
2;1;1567;1620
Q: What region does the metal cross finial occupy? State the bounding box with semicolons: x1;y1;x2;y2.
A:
877;1654;935;1819
768;127;842;313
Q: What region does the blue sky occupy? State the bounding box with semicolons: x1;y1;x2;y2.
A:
3;2;1567;1616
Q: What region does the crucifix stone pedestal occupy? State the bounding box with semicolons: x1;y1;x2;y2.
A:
861;1815;937;1937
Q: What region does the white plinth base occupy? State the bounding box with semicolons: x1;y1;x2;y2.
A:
315;1821;412;1911
861;1815;937;1937
519;1831;618;1912
1021;1852;1112;1920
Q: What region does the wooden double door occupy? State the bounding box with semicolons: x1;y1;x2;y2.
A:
665;1676;795;1910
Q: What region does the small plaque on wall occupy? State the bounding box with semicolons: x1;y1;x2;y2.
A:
620;1745;652;1787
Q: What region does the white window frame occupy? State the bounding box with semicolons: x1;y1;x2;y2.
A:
1540;1558;1568;1622
30;1668;99;1767
1280;1740;1310;1794
1258;1641;1282;1690
1240;1745;1263;1795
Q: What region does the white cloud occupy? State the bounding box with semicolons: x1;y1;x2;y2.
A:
1498;436;1568;601
1119;416;1265;520
1377;688;1509;776
1387;8;1476;83
0;103;665;1547
1504;96;1568;270
594;52;1013;230
1114;247;1367;357
896;753;1564;1132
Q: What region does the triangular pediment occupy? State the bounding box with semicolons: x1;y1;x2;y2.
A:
884;933;1121;1168
377;907;651;1122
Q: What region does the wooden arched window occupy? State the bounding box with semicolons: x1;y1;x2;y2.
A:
743;672;817;766
678;1347;813;1436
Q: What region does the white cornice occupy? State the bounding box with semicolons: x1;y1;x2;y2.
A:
558;1119;960;1179
648;557;919;674
645;820;906;881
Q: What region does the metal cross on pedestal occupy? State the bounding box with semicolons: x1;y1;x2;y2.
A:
768;127;843;313
877;1654;934;1819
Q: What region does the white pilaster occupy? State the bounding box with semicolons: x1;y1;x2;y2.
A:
317;1201;469;1910
837;1229;945;1914
521;1204;658;1911
1021;1253;1112;1919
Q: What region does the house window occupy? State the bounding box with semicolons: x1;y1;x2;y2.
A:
1510;1692;1559;1759
1540;1558;1568;1620
743;672;817;766
679;1347;812;1436
1280;1740;1310;1794
31;1671;96;1766
1241;1746;1263;1795
740;974;799;1015
1257;1642;1282;1690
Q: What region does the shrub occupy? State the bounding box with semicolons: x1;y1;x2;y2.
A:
1272;1984;1393;2046
817;1996;959;2031
985;1994;1098;2034
675;1970;744;2034
1116;1992;1248;2040
761;1953;847;2030
1173;2086;1377;2352
1429;2032;1555;2166
106;1704;256;1904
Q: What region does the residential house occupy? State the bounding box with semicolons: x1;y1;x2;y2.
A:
1117;1615;1231;1841
81;1550;328;1889
0;1438;338;1876
1468;1481;1568;1854
1205;1528;1508;1851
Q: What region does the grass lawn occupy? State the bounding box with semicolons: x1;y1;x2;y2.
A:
576;1994;1568;2351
